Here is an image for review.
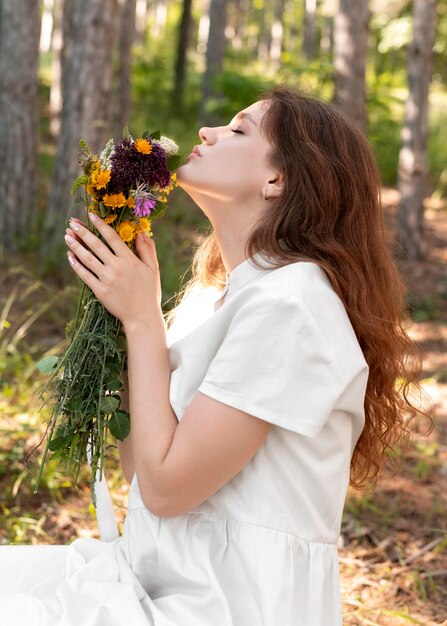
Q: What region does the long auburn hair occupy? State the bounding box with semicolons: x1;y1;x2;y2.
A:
165;84;432;490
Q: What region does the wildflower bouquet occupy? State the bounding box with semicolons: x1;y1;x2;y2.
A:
34;129;180;504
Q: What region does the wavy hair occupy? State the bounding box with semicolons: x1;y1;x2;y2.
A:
165;84;433;489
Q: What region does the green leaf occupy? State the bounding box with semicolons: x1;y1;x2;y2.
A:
142;130;151;139
122;124;130;139
66;397;84;413
167;154;181;170
116;334;127;351
71;174;89;195
35;355;59;373
150;130;161;140
98;395;120;414
108;411;130;441
119;207;133;220
65;320;74;338
48;435;70;452
106;379;123;392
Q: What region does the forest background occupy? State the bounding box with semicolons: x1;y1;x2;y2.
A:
0;0;446;624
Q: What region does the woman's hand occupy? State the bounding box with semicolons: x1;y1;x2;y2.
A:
64;213;161;328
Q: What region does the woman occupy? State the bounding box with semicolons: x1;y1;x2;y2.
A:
0;85;425;625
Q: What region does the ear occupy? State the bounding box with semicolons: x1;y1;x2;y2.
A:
263;171;285;199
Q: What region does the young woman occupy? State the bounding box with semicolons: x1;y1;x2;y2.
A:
0;85;424;625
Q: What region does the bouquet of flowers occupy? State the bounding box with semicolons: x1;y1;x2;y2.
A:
34;128;180;504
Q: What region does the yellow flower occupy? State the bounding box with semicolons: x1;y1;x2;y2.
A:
105;213;117;224
117;220;136;242
92;169;111;190
138;217;152;235
103;192;126;208
127;196;136;208
86;183;96;196
135;138;152;155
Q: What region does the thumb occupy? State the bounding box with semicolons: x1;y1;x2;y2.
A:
135;231;157;266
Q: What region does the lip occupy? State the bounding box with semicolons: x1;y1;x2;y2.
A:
187;145;202;159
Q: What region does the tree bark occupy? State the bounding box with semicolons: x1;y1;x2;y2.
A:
172;0;194;112
302;0;317;60
199;0;228;126
333;0;369;132
0;0;41;257
114;0;137;139
41;0;120;261
397;0;437;261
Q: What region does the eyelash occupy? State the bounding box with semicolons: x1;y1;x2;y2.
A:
231;129;244;134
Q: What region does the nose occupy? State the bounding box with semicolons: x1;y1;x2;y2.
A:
198;126;211;144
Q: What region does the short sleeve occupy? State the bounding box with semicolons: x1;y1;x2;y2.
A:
197;292;353;438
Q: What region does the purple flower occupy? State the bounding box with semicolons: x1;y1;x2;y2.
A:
107;138;171;195
134;197;156;217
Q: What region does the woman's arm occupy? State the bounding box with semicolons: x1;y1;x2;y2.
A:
117;366;135;484
122;308;179;513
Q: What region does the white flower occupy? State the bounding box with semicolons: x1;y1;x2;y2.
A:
100;138;116;169
153;136;179;155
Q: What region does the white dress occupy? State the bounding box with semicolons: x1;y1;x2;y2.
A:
0;252;369;626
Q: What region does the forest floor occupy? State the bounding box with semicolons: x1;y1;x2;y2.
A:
0;189;446;625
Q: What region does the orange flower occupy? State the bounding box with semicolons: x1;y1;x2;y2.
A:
138;217;152;235
103;192;126;208
134;138;152;155
92;169;111;190
105;213;117;224
117;220;136;243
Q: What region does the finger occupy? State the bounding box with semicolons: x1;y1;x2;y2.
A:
69;217;119;264
65;228;106;278
67;251;101;294
86;212;131;257
135;232;157;267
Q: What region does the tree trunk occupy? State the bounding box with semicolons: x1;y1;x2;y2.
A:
333;0;369;132
302;0;317;60
199;0;228;126
0;0;41;257
172;0;194;112
397;0;437;261
41;0;120;261
114;0;137;139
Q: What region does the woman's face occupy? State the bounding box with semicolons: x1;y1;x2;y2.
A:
176;100;278;205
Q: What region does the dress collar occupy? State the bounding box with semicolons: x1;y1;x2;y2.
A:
218;250;279;304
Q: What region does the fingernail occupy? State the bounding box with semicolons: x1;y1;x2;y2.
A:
65;234;74;244
70;219;80;231
89;212;97;222
67;252;76;266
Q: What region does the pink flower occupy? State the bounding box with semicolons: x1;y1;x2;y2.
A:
134;197;156;217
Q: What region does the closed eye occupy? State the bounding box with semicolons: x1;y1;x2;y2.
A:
231;129;244;134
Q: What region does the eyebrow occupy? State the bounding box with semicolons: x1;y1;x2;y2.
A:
235;112;257;127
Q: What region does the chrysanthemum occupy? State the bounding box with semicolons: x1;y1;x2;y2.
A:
92;169;111;190
127;196;136;208
138;217;152;235
117;220;136;242
103;192;127;208
105;213;117;224
135;138;152;155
